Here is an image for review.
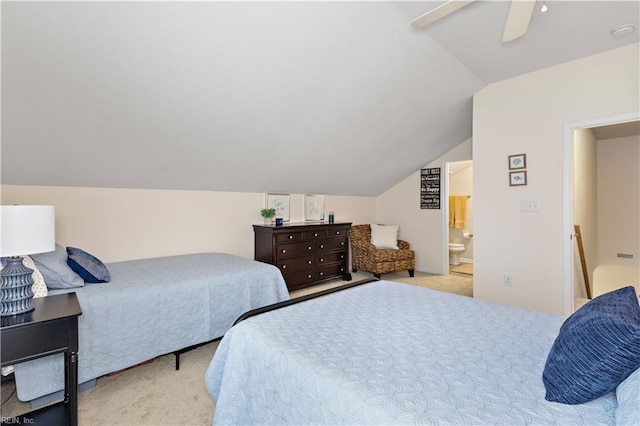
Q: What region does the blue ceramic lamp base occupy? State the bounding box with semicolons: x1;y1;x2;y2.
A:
1;256;35;317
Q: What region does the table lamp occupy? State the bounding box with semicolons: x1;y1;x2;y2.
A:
1;205;55;316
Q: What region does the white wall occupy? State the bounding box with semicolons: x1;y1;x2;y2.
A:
1;185;376;263
473;44;639;315
597;135;640;268
378;139;472;274
573;128;598;299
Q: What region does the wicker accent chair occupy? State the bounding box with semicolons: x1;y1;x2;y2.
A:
350;224;415;279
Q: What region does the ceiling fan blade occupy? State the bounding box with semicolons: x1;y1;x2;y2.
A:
411;0;475;29
502;0;536;42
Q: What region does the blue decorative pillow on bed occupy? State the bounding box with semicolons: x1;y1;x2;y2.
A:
543;286;640;404
66;247;110;283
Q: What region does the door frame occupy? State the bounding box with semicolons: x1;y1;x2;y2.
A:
562;111;640;315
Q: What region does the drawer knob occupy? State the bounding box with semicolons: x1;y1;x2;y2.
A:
282;249;286;254
282;265;287;269
308;246;312;250
320;258;324;262
320;272;324;276
340;242;345;246
307;260;312;265
307;274;312;279
320;244;324;249
288;235;294;239
314;233;318;237
340;267;344;272
336;231;340;235
340;255;344;259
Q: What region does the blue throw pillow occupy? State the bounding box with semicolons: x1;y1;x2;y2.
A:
66;247;110;283
543;286;640;404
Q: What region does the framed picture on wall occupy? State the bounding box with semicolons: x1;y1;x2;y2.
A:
304;195;324;221
508;153;527;170
509;171;527;186
266;193;290;221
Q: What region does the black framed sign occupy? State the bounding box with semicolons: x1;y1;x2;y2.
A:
420;167;441;209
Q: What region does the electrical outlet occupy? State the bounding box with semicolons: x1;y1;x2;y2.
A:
504;275;513;286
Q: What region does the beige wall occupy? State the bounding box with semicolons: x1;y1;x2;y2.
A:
597;135;640;268
1;185;376;263
377;139;472;274
473;43;639;315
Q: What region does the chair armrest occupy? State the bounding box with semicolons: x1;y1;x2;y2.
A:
352;240;378;253
397;240;410;250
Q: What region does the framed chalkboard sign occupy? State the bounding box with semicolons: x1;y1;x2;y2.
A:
420;168;441;209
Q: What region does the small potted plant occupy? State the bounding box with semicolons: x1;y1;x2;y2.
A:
260;208;276;225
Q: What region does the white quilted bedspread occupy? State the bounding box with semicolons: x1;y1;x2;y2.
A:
14;253;289;402
206;280;616;425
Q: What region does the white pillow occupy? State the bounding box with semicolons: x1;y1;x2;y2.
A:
0;256;48;298
23;255;48;298
370;224;399;249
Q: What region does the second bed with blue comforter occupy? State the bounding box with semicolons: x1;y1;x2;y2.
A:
14;253;289;403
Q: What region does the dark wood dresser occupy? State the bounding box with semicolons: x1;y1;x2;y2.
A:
254;222;352;291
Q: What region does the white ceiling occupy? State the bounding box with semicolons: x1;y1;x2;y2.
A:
2;1;638;196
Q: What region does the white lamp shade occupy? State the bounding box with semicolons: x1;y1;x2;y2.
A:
1;205;55;257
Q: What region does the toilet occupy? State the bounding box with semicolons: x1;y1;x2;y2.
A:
448;243;466;266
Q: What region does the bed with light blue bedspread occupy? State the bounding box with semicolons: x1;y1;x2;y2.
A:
14;253;289;403
206;280;621;425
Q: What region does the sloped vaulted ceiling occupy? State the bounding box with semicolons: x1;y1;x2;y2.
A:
2;1;638;196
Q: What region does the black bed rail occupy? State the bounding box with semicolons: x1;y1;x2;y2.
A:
233;277;379;326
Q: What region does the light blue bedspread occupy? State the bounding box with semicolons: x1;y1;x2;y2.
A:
206;280;617;425
14;253;289;402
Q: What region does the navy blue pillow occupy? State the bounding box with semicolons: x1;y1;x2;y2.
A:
543;286;640;404
66;247;110;283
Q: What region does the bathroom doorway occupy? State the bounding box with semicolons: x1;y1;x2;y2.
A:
445;160;474;277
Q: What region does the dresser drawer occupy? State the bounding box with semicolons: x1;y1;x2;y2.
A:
316;251;346;265
308;230;327;239
283;270;316;288
276;242;314;259
316;263;347;280
276;232;307;243
327;228;347;238
316;237;348;252
277;256;313;273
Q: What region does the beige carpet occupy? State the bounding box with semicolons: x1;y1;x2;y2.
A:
1;271;472;425
1;341;218;425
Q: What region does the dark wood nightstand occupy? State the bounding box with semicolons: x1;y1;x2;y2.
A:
1;293;82;426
